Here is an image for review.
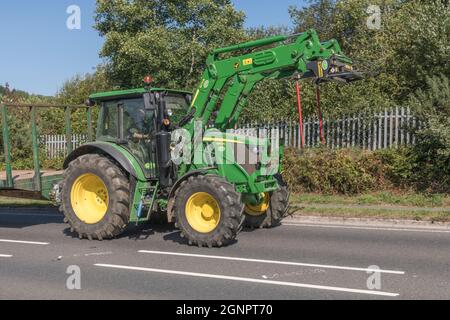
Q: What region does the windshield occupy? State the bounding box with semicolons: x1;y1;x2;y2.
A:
165;94;190;125
123;98;153;138
98;98;154;140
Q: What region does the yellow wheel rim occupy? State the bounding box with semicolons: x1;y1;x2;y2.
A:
185;192;221;233
245;193;270;216
70;173;109;224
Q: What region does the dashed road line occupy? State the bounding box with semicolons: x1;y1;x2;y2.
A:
0;254;13;258
0;239;49;245
95;263;400;297
138;250;405;275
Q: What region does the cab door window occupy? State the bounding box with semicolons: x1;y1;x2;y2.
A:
122;98;156;177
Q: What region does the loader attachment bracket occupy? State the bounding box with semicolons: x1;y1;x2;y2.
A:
305;55;363;84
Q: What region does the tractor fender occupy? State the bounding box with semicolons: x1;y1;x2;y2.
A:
63;142;146;181
166;167;217;222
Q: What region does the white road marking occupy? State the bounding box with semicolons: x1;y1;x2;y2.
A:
138;250;405;275
95;263;399;297
0;254;12;258
0;239;49;245
283;223;450;234
84;252;113;257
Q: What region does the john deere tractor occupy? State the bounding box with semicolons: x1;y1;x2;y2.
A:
59;30;361;247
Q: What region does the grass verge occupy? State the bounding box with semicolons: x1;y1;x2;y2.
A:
292;192;450;207
0;196;52;208
290;192;450;223
289;206;450;223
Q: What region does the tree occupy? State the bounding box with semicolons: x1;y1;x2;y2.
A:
0;84;56;168
384;0;450;99
408;74;450;192
94;0;246;90
241;26;296;123
56;68;111;105
289;0;337;40
285;0;450;120
46;68;113;135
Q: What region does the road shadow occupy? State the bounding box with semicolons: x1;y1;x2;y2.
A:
64;222;239;247
0;206;63;229
162;230;239;247
63;221;179;242
240;222;283;233
123;223;177;241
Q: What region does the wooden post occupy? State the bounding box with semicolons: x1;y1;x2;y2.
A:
65;107;73;155
1;104;13;188
30;106;42;192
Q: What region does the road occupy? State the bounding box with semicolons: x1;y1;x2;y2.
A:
0;207;449;300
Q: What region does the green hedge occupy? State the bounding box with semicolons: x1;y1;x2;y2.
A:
282;147;448;195
283;148;385;195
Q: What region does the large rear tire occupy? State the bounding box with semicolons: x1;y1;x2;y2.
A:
173;175;244;248
244;174;290;229
61;154;130;240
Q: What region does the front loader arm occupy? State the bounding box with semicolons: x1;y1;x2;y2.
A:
184;29;361;132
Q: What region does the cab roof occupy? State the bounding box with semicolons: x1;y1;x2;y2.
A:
89;87;192;102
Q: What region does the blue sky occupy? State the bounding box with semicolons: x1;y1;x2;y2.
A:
0;0;304;96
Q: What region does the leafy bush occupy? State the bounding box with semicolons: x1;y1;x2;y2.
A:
372;147;414;188
408;75;450;193
283;143;449;195
282;148;388;195
282;75;450;195
0;151;64;171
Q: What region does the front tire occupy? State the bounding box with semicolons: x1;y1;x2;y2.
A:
173;175;244;248
61;154;130;240
244;174;290;229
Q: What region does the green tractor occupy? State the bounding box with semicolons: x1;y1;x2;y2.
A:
58;30;361;247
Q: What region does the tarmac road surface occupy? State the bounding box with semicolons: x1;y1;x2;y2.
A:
0;207;449;300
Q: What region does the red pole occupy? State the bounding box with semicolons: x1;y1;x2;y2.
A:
316;85;326;145
296;81;305;148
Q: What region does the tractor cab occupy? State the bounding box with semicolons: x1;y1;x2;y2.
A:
88;88;192;179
